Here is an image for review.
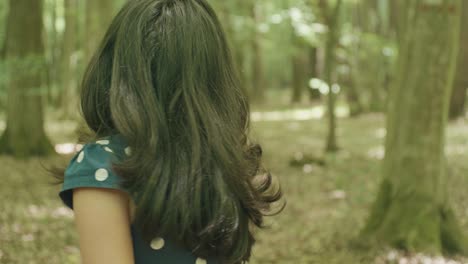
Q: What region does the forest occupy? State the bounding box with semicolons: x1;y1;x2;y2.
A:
0;0;467;263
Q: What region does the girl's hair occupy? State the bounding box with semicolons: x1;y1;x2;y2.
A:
53;0;283;262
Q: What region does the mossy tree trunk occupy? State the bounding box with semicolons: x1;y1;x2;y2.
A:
0;0;54;158
449;0;468;119
361;0;467;255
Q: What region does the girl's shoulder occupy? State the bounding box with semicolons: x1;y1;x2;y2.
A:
59;134;131;209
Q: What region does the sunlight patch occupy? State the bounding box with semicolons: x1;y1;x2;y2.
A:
251;106;348;122
54;143;83;154
367;146;384;160
375;250;464;264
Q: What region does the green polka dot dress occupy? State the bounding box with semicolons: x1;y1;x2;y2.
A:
59;134;217;264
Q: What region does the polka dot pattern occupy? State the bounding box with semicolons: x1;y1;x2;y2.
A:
125;147;132;156
150;237;165;250
64;135;222;263
77;151;84;163
94;168;109;181
195;258;207;264
96;139;110;145
104;147;113;153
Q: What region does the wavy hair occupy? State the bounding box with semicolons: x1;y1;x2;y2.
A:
53;0;283;262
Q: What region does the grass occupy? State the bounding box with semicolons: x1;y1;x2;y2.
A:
1;110;467;263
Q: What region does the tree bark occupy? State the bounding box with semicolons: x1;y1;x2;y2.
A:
361;0;467;254
324;0;343;153
449;0;468;119
0;0;54;157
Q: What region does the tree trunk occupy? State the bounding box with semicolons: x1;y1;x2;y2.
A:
343;72;363;117
84;0;114;64
46;0;60;107
0;6;8;111
219;1;248;99
291;39;309;104
250;2;266;104
361;0;467;254
449;0;468;119
0;0;54;158
288;0;309;105
308;47;321;101
324;0;343;153
58;0;79;120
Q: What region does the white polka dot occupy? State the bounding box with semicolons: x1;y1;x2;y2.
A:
96;139;110;145
150;237;165;250
104;147;113;153
195;258;207;264
77;151;84;163
94;169;109;181
125;147;132;156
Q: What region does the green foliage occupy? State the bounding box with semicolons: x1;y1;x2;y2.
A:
339;24;397;111
0;0;401;114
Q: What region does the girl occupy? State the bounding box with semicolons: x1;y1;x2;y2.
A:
53;0;283;263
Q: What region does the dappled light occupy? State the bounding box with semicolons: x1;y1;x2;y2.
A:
1;0;468;263
251;105;349;122
374;251;464;264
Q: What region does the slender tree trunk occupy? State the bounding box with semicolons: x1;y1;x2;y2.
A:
288;0;308;104
219;1;248;98
0;8;8;111
308;47;321;101
343;72;363;117
84;0;114;64
58;0;79;120
291;40;309;104
361;0;467;254
0;0;54;157
449;0;468;119
44;0;56;107
250;2;266;103
324;0;343;153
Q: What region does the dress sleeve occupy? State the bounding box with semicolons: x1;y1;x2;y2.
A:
59;142;127;209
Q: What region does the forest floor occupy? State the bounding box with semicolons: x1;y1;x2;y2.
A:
1;103;468;263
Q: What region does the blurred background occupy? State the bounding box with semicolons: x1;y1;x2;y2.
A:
0;0;467;263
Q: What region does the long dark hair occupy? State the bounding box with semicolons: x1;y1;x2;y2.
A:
53;0;283;262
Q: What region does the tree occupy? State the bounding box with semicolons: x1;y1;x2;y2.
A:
84;0;115;64
449;0;468;119
58;0;79;120
288;0;310;104
0;0;54;157
291;44;309;104
360;0;467;254
250;2;266;103
308;47;321;101
322;0;343;153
